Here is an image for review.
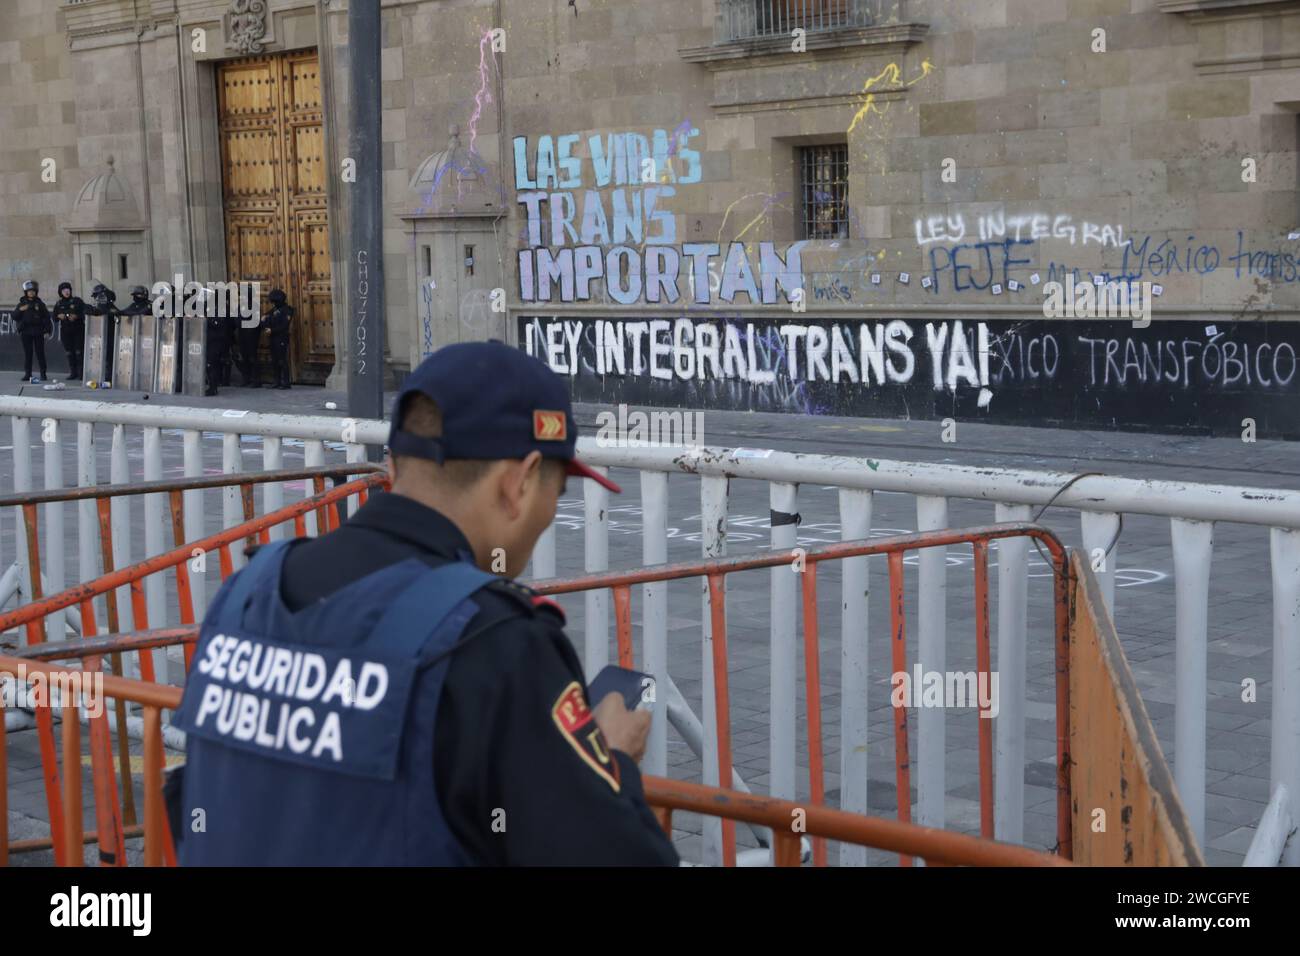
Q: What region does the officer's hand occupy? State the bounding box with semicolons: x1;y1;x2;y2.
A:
592;692;650;764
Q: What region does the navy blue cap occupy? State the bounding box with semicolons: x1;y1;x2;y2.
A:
387;340;620;493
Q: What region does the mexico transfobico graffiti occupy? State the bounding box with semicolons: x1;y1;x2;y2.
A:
510;129;1300;438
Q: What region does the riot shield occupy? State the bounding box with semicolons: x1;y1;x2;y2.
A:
182;316;206;397
156;316;180;394
136;314;157;392
83;313;113;384
113;314;138;389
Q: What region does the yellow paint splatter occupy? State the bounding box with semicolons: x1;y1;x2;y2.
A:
847;59;934;136
715;191;793;253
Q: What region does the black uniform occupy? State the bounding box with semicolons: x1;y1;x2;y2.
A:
235;317;263;388
262;291;293;389
87;285;117;321
272;490;679;866
85;286;118;381
14;287;50;381
221;315;238;386
204;314;229;396
51;283;86;380
118;288;152;320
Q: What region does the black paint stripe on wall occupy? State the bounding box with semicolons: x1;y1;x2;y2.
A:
517;316;1300;439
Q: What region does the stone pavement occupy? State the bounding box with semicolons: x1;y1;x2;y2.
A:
4;372;1298;865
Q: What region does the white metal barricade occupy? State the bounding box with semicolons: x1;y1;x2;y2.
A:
1;395;1298;866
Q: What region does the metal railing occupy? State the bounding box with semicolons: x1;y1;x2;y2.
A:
0;473;386;862
540;520;1071;865
0;655;179;867
717;0;880;42
645;777;1068;867
2;396;1299;865
0;653;1066;867
3;490;1071;865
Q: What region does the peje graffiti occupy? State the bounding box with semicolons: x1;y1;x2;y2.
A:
518;315;1300;437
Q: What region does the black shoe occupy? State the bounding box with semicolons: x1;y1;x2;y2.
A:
247;382;262;389
20;374;31;382
204;386;218;397
66;373;77;381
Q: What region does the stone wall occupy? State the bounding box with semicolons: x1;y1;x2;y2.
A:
5;0;1300;397
0;0;79;304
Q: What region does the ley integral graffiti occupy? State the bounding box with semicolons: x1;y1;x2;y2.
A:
518;316;1300;437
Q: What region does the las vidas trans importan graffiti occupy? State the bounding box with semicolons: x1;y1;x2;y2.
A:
509;127;1300;437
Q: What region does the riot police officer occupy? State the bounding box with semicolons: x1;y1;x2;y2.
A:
262;288;293;389
221;312;239;387
87;282;117;319
51;282;87;380
14;280;50;383
203;312;229;397
235;296;265;388
119;285;153;318
170;342;678;866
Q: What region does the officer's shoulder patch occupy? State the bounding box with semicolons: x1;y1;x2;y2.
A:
551;681;620;792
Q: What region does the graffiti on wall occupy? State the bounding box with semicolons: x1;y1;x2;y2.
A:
518;316;1300;436
513;129;809;306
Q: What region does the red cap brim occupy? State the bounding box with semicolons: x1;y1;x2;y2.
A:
566;459;621;494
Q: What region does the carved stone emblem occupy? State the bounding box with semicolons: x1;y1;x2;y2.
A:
227;0;268;55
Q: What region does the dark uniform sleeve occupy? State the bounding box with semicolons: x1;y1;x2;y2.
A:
434;601;679;866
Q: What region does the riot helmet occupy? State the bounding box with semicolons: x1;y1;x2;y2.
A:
58;281;72;298
268;289;287;305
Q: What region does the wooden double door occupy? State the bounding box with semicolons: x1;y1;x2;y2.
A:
217;50;333;384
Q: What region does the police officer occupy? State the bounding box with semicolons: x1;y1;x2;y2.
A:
87;282;117;319
84;284;118;383
51;282;87;380
203;311;229;397
262;288;292;389
221;311;239;387
234;293;265;388
170;341;678;866
14;280;50;383
119;285;153;318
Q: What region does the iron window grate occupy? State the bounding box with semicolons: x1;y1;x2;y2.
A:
799;144;849;241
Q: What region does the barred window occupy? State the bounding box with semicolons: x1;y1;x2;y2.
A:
799;144;849;240
755;0;855;35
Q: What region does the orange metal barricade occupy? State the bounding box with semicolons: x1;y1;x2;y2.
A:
0;467;387;865
531;522;1072;867
0;656;179;866
645;777;1068;867
0;656;1066;868
2;469;1072;867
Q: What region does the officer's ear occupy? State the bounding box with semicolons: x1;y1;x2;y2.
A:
497;451;545;520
